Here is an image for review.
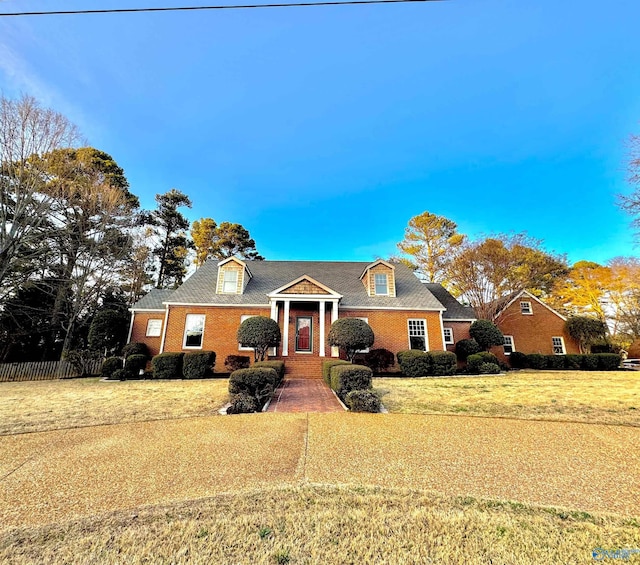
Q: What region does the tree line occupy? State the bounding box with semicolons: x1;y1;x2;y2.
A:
0;95;262;362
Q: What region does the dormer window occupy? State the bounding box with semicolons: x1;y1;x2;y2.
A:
222;269;238;293
374;273;388;295
520;301;532;315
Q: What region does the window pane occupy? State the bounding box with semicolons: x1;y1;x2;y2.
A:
503;336;514;354
374;274;387;295
223;270;238;293
443;328;453;344
146;319;162;337
520;301;532;314
552;337;564;354
408;319;427;351
184;315;205;347
410;336;426;351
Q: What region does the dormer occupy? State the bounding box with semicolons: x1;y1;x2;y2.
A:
360;260;396;297
216;257;252;295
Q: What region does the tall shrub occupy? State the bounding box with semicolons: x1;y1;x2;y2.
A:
237;316;281;361
328;318;375;362
469;320;504;351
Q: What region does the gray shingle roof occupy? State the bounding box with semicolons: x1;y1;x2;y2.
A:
131;288;174;310
159;260;445;311
423;283;476;320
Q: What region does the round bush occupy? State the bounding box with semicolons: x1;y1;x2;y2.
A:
430;351;457;376
330;364;373;401
237;316;281;361
328;318;375;362
478;362;500;375
122;342;150;360
227;393;259;414
455;339;481;361
467;352;499;374
397;350;432;377
125;354;148;376
345;389;381;413
183;351;216;379
101;357;123;379
469;320;504;351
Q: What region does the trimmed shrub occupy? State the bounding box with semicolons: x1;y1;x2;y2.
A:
112;369;127;381
526;353;546;370
225;355;250;372
582;355;599;371
359;348;395;372
122;342;150;360
397;350;432;377
508;351;528;369
227;393;259;414
595;353;622;371
228;367;278;409
467;352;499;374
183;351;216;379
430;351;457;376
322;359;351;385
479;362;500;375
253;360;285;384
125;354;148;377
330;364;373;401
469;320;504;351
454;339;481;361
545;355;566;370
101;357;122;379
151;352;184;379
237;316;281;361
328;318;375;362
345;389;381;413
564;354;585;370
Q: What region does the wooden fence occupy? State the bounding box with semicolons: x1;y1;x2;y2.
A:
0;360;103;382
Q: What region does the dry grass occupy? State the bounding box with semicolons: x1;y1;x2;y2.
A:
375;370;640;426
0;378;230;435
1;485;639;564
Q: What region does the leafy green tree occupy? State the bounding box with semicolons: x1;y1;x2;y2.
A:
328;318;375;362
397;211;465;283
237;316;281;361
0;94;80;299
88;309;129;357
565;316;607;354
191;218;264;266
469;320;504;352
144;189;191;288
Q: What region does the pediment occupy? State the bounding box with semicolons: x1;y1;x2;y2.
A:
268;275;341;297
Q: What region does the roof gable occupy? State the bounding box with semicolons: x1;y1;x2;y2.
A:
268;275;341;297
497;290;567;321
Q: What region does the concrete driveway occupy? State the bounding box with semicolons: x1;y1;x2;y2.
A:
1;414;638;529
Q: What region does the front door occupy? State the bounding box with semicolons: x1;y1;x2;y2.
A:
295;316;312;352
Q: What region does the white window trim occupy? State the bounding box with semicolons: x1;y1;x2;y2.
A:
145;318;162;337
407;318;429;351
503;335;515;355
183;314;205;349
239;314;276;356
356;317;370;353
552;336;566;355
374;273;389;296
443;327;454;345
222;269;239;294
520;301;533;315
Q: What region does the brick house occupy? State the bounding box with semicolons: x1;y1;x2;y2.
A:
128;258;461;378
490;290;580;363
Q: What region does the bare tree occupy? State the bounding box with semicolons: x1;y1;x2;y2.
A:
619;131;640;237
0;94;80;298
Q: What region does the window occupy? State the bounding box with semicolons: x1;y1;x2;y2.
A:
146;319;162;337
503;335;515;355
520;301;532;315
408;319;428;351
552;336;566;355
356;317;370;353
222;269;238;293
374;273;388;295
183;314;205;348
443;327;454;345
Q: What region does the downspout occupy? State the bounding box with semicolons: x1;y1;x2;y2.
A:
159;304;170;353
126;309;135;344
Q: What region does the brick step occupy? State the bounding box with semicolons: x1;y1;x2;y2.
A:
273;356;324;379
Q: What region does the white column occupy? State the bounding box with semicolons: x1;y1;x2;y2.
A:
282;299;290;356
331;299;339;357
319;300;326;357
270;299;278;321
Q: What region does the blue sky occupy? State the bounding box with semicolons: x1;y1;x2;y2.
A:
1;0;639;265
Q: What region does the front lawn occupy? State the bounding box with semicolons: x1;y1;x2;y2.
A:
375;370;640;426
0;378;229;435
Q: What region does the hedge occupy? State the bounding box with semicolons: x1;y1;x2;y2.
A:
183;351;216;379
151;352;184;379
122;342;150;360
227;393;259;414
228;367;279;411
467;352;499;374
101;357;122;379
508;351;528;369
322;359;351;386
479;362;500;375
253;360;285;385
564;354;585;370
330;364;373;401
526;353;546;370
595;353;622;371
356;348;395;372
508;353;622;371
225;355;250;372
430;351;457;376
454;339;481;361
397;350;432;377
545;354;565;370
345;389;381;413
125;354;148;377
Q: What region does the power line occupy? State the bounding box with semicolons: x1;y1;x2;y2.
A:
0;0;443;17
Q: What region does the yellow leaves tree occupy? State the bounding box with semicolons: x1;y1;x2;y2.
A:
397;211;465;283
191;218;217;267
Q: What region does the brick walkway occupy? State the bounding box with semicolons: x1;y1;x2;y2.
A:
267;378;345;412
